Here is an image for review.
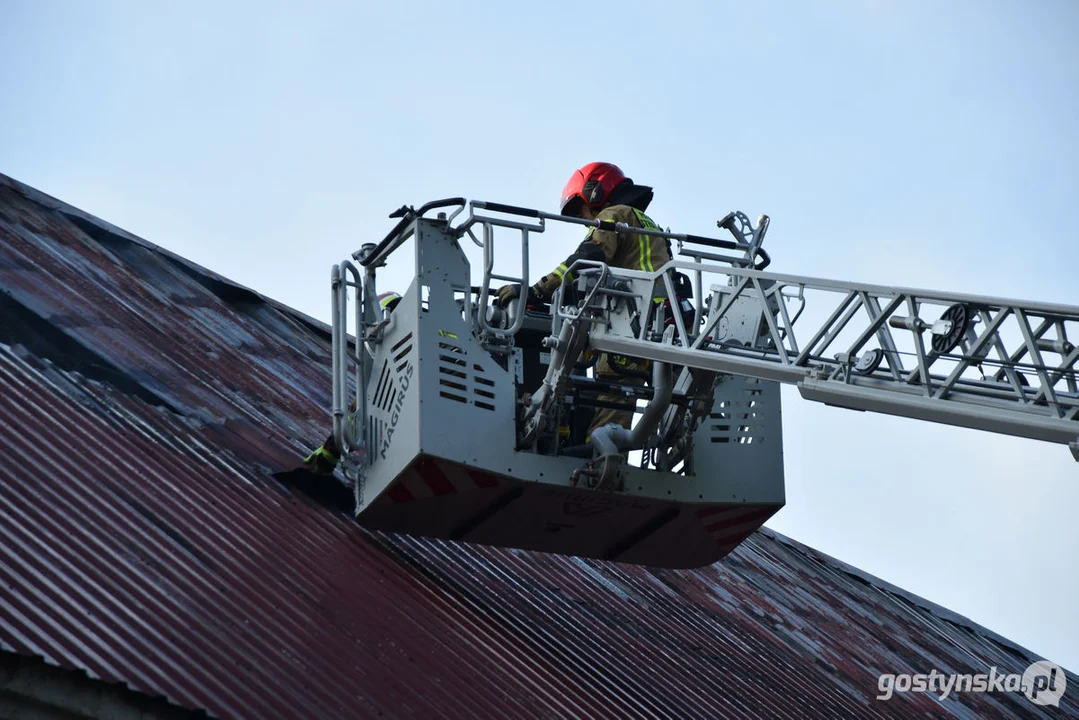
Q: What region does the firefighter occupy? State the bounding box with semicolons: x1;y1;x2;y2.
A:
302;290;402;475
497;162;671;440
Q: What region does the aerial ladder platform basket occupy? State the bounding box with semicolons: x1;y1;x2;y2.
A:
329;199;1079;569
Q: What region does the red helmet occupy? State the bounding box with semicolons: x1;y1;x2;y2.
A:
560;162;629;217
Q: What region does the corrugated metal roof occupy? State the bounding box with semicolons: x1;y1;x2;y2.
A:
0;172;1074;719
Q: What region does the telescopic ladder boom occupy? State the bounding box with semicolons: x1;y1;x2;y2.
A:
586;265;1079;456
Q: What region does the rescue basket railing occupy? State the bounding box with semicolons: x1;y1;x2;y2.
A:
330;260;364;457
345;198;771;344
463;201;771;270
455;200;771;343
355;198;467;269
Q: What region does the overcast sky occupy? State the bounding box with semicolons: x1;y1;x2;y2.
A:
3;0;1077;672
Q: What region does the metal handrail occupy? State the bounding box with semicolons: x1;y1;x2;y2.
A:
345;199;773;347
464;200;771;271
355;198;466;268
475;221;530;340
331;260;365;457
457;200;773;343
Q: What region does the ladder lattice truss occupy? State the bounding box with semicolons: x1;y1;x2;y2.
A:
586;263;1079;459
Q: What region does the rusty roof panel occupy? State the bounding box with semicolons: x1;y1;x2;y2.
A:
0;172;1075;719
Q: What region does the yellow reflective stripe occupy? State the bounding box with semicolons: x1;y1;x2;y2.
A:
632;209;656;272
551;263;574;284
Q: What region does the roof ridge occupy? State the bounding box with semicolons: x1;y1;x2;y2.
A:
0;172;332;339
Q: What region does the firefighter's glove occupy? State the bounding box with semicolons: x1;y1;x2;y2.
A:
496;284;520;307
497;284;545;308
303;444;340;476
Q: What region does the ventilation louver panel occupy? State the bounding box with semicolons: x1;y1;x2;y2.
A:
392;332;414;373
473;362;496;411
708;379;765;445
438;339;497;411
367;333;415;463
438;341;469;404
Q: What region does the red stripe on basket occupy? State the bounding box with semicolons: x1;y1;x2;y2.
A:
416;459;456;496
468;468;501;488
387;483;414;503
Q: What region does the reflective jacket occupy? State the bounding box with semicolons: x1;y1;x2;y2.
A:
534;204;671;298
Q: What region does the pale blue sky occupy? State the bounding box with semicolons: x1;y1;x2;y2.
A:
3;0;1077;672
